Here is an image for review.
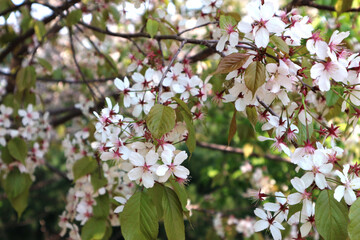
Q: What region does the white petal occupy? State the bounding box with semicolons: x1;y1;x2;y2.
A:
291;177;305;193
216;35;228;52
174;166;190;179
128;167;143;181
145;149;158;165
174;151;188;165
229;32;239;47
142;172;155;188
254;220;269;232
344;188;357;205
266;18;285;33
255;27;269;48
114;205;124;213
334;185;345;202
254;208;267;219
156;165;169;176
269;225;282;240
315;173;327;190
129;152;145;166
287;193;302;205
264;203;280;212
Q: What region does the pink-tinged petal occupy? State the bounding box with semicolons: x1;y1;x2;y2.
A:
334;185;345;202
255;27;269;48
129;152;145;166
128;167;143;181
114;205;124;213
291;177;305;193
266;63;278;73
174;166;190;179
329;63;348;83
174;151;188;165
254;220;269;232
315;173;327;190
142;172;155;188
216;35;228;52
266;18;285;33
264;203;280;212
229;32;239;47
315;41;328;60
161;150;173;165
306;39;316;54
300;222;312;237
351;177;360;189
269;225;282;240
156;165;169;176
344;188;356;205
310;63;325;79
287;193;302;205
145;149;158;165
254;208;267;220
100;152;114;161
114;197;127;204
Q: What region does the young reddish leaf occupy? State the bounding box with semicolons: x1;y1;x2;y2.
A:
228;109;237;145
213;53;249;74
244;61;266;97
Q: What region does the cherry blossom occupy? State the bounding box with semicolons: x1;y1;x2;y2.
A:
253;208;284;240
334;164;360;205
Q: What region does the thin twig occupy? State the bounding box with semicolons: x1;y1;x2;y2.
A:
158;40;187;96
177;21;218;36
68;27;98;101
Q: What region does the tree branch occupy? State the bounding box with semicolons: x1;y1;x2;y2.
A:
196;141;291;163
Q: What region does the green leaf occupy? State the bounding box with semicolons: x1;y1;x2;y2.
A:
120;191;159;240
72;157;98;181
213;53;249;74
182;112;196;154
1;146;15;164
315;190;348;240
81;217;107;240
172;97;192;119
228;110;237;145
349;198;360;240
66;9;82;26
146;104;176;139
244;61;266;97
109;5;120;22
335;0;354;14
8;188;29;219
91;171;107;192
8;137;27;164
246;106;257;129
162;187;185;240
93;194;110;218
3;169;32;218
37;57;52;71
34;21;46;41
3;170;32;199
270;35;289;54
91;13;106;41
287;202;302;220
219;15;236;30
15;66;36;92
170;179;189;214
148;183;165;220
146;19;159;38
